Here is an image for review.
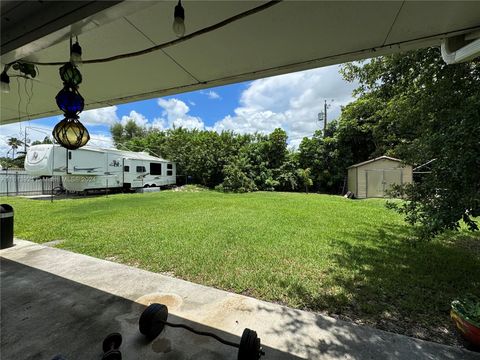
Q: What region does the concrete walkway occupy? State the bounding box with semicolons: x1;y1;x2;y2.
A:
1;240;478;360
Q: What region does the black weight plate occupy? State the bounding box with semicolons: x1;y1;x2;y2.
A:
102;332;122;353
102;349;122;360
238;328;262;360
139;303;168;340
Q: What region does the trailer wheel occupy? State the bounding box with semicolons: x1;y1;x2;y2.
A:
143;184;150;188
52;186;64;196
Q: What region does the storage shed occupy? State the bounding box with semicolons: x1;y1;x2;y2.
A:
347;156;412;199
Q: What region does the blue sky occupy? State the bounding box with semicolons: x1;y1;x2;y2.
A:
0;64;357;155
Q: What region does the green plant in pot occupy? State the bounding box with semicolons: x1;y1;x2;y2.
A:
451;294;480;347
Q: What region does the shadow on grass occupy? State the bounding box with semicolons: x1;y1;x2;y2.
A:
274;222;480;348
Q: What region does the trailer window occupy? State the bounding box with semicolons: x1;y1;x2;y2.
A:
136;166;146;173
167;164;173;176
150;163;162;175
124;166;129;172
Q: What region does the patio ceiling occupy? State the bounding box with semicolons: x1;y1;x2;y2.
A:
1;0;480;125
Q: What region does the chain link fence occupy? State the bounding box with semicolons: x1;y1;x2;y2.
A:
0;169;62;196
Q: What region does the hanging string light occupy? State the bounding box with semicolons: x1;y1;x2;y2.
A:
70;36;83;66
172;0;186;38
52;54;90;150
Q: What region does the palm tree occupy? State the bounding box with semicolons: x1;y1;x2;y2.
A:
7;137;23;159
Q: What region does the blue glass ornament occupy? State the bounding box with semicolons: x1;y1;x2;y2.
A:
56;88;84;114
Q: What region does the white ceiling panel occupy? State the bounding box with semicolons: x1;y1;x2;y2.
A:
164;1;402;82
79;52;198;105
125;1;256;47
386;1;480;45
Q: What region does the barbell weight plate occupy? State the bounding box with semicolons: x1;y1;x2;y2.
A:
101;349;122;360
102;332;123;353
139;303;169;340
238;328;262;360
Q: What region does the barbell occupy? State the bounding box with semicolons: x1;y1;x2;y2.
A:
139;303;265;360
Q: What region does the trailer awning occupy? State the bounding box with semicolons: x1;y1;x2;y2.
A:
2;0;480;125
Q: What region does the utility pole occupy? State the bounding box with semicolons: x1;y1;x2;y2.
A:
317;99;333;136
23;128;28;154
323;99;327;134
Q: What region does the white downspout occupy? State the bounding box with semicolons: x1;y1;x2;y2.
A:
441;34;480;64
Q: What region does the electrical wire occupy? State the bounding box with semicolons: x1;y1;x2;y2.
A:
15;1;283;67
24;77;34;121
16;77;23;136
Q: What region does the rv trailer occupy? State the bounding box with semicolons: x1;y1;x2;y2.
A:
25;144;176;192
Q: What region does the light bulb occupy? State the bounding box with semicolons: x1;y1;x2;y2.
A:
173;0;185;38
173;17;186;37
70;41;83;66
0;71;10;93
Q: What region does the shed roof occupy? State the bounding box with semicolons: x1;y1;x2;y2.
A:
347;156;403;169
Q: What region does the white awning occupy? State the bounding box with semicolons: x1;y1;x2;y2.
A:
2;0;480;125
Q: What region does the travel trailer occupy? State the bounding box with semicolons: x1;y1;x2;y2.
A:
25;144;176;192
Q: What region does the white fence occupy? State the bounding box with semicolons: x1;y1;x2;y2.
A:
0;169;62;196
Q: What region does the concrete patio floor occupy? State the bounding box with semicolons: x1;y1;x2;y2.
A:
1;240;479;360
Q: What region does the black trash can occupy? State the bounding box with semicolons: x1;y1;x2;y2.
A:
0;204;14;249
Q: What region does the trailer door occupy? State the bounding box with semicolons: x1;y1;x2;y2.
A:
105;153;124;188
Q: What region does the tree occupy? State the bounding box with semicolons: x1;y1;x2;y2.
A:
7;137;23;159
31;137;52;146
219;156;257;193
342;48;480;238
276;152;299;191
298;124;347;194
0;155;26;169
297;168;313;193
265;128;288;169
110;120;145;147
111;123;125;146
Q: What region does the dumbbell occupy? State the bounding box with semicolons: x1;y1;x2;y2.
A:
139;303;265;360
101;333;123;360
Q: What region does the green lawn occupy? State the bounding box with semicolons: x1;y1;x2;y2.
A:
2;190;479;346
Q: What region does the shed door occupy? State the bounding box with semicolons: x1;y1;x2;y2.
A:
383;169;402;193
366;169;402;198
366;170;384;198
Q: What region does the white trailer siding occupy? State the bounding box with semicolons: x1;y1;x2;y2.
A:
124;159;176;188
25;144;67;176
66;148;124;190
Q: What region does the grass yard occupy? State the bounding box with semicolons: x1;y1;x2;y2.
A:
2;190;479;347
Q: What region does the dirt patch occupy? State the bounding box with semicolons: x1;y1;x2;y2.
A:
135;293;183;310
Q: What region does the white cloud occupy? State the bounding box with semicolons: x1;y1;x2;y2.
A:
81;106;119;126
157;98;204;130
121;110;149;127
212;65;357;142
202;90;221;100
88;133;115;149
151;118;166;130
